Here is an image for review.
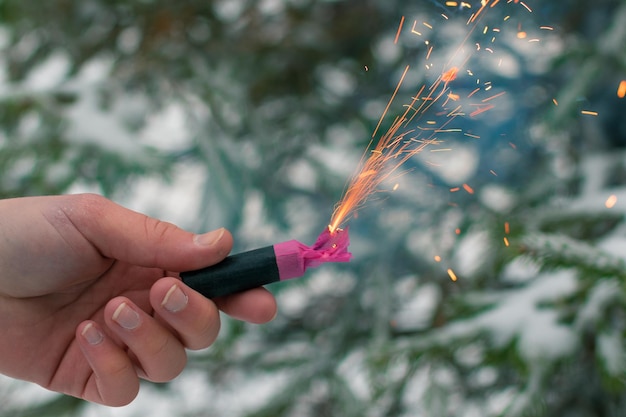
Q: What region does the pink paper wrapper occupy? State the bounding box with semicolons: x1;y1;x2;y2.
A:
274;227;352;280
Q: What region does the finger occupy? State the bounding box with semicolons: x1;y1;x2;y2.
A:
104;297;187;383
214;287;278;324
76;321;140;406
59;194;233;271
150;277;221;350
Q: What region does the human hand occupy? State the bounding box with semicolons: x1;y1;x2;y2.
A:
0;194;277;406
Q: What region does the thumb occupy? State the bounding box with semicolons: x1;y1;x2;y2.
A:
63;194;233;271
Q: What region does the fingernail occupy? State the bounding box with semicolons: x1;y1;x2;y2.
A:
81;322;104;345
194;228;225;246
162;284;188;313
112;302;141;330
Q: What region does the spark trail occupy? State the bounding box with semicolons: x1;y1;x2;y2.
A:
328;0;538;233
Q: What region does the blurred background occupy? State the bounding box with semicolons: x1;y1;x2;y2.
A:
1;0;626;416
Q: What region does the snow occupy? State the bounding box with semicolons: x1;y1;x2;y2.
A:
453;230;490;278
24;52;70;91
284;159;319;191
372;35;402;65
116;27;142;55
517;311;577;362
119;163;207;230
65;90;147;158
597;331;624;376
575;279;620;330
392;282;441;331
419;142;479;184
429;269;579;359
500;256;541;284
479;184;516;213
1;2;623;416
317;65;357;98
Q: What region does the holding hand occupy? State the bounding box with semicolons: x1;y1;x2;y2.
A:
0;194;277;406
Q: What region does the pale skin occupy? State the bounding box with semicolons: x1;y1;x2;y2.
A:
0;194;277;407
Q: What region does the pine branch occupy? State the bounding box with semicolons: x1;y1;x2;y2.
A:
520;233;626;280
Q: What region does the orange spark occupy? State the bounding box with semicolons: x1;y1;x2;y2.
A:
581;110;598;116
328;0;529;233
426;45;434;60
618;80;626;99
520;1;532;12
394;16;405;44
329;115;434;232
372;65;410;138
434;255;442;262
447;269;458;282
469;104;494;117
552;98;559;106
482;91;506;102
504;221;510;234
503;237;510;247
470;0;492;23
442;67;459;82
411;20;422;36
606;195;618;209
462;183;475;194
468;87;481;98
517;31;527;39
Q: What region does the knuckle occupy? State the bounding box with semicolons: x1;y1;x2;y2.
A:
143;336;187;382
188;309;221;350
71;193;108;217
60;193;110;230
143;216;178;243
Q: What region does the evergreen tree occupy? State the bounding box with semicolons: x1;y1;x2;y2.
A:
1;1;625;416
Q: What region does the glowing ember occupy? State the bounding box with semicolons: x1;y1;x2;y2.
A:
463;183;475;194
447;269;458;282
581;110;598;116
442;67;459;82
618;80;626;99
394;16;405;44
606;195;618;209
